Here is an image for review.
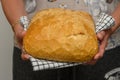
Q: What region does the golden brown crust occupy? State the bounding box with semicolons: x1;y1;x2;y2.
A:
23;8;98;62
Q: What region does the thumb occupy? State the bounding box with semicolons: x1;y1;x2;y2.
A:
21;30;26;38
97;31;105;41
94;37;107;60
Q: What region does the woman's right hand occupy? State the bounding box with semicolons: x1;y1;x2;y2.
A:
14;24;26;48
13;24;30;60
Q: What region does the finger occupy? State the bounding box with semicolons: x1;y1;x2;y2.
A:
94;37;108;60
21;31;26;37
17;31;26;48
21;52;30;60
84;59;97;65
94;47;105;60
97;31;105;41
19;30;26;41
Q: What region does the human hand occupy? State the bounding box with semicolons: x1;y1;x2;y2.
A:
86;29;113;65
14;24;30;60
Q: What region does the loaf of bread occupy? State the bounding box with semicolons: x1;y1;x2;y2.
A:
23;8;98;62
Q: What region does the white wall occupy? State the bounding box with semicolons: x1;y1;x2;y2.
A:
0;3;13;80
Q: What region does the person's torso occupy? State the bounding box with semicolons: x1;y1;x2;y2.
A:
22;0;120;50
25;0;116;21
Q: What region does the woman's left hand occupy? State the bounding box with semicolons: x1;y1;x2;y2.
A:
86;29;112;65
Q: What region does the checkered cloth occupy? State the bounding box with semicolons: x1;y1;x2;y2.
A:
96;13;115;33
30;57;81;71
25;13;115;71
